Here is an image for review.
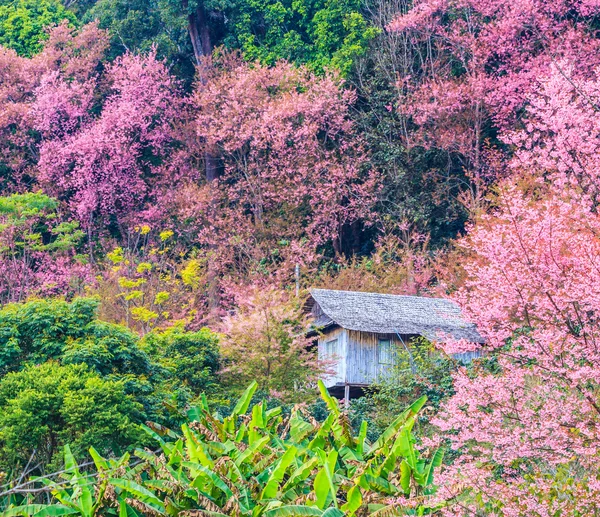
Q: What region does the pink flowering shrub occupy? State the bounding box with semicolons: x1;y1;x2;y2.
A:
219;286;330;401
387;0;600;213
37;51;190;230
430;183;600;514
0;22;108;188
190;57;380;282
507;64;600;194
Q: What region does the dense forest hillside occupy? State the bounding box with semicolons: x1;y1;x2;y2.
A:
2;0;600;515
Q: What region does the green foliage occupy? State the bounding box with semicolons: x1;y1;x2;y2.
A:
76;0;376;78
130;383;443;515
0;297;224;474
0;0;77;56
0;297;150;377
349;29;470;245
224;0;379;74
4;444;132;517
2;382;445;515
0;192;86;304
82;0;195;79
0;362;142;473
0;192;83;257
142;325;221;397
350;338;456;438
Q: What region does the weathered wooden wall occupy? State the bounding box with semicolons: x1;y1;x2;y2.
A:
346;331;410;385
451;350;483;362
319;330;413;387
318;324;483;389
318;327;347;387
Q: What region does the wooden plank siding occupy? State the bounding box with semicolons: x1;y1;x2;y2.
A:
319;330;414;387
318;326;483;389
318;327;347;387
346;331;411;385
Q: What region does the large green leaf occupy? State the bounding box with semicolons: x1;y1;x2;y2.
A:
321;509;344;517
232;380;258;416
283;456;319;490
182;424;214;468
264;505;323;517
340;485;362;514
261;446;298;499
235;435;270;467
425;448;444;486
356;421;368;458
62;445;77;475
314;449;339;509
314;468;330;510
187;463;234;499
366;396;427;458
400;459;411;495
318;380;339;415
109;479;165;514
3;505;77;516
88;447;108;472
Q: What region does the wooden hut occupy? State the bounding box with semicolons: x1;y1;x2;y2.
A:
307;288;483;400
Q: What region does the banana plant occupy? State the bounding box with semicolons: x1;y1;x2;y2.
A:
3;381;445;516
4;445;131;517
111;381;445;516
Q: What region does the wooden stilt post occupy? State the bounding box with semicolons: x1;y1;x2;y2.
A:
344;384;350;406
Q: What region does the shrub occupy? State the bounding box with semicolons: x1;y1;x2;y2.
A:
0;362;142;473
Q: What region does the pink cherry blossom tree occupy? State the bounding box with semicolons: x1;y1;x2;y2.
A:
36;50;191;233
506;63;600;197
219;285;329;401
387;0;600;213
420;32;600;507
0;22;108;189
186;57;379;288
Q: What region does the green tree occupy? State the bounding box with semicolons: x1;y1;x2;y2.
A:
76;0;376;80
0;362;143;473
82;0;195;80
0;296;225;470
224;0;379;74
0;192;85;304
0;297;162;443
0;297;151;377
0;0;77;56
142;325;221;398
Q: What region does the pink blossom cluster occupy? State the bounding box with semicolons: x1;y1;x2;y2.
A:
388;0;600;199
37;51;188;228
432;183;600;514
187;58;379;282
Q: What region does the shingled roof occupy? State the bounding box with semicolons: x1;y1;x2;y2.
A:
309;288;483;343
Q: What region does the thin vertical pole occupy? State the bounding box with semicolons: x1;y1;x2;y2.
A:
344;383;350;406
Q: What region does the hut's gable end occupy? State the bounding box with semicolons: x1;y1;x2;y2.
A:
310;298;336;330
318;327;347;387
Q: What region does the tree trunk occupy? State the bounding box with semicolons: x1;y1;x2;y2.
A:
187;4;212;66
185;1;221;313
188;5;220;181
185;2;219;182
